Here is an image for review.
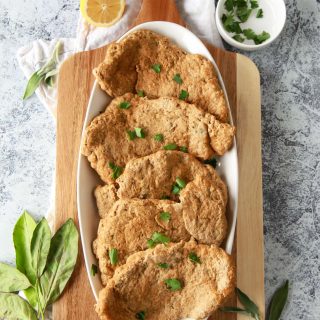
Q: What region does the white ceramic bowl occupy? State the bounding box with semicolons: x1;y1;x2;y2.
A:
216;0;286;51
77;21;239;302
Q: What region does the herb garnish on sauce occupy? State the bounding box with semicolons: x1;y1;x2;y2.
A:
164;278;183;291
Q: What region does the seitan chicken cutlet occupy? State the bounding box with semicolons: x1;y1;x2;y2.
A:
81;94;235;184
93;29;229;122
96;240;235;320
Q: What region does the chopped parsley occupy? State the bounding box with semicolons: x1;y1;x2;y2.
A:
109;248;118;265
91;264;98;276
160;211;171;222
154;133;164;142
135;311;145;320
151;63;161;73
135;127;146;138
256;8;263;18
163;143;177;150
137;90;145;97
173;73;183;84
221;0;269;45
119;101;131;109
108;162;123;179
157;262;170;269
164;278;183;291
189;252;201;264
147;232;170;248
180;146;188;153
172;177;186;195
127;130;136;141
204;157;217;168
179;89;189;101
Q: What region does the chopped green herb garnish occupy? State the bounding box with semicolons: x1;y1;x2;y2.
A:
176;177;186;188
254;31;270;44
137;90;145;97
161;195;170;200
224;0;234;11
173;73;183;84
172;177;186;194
109;248;118;265
172;185;181;195
243;28;256;40
147;232;170;248
179;89;189;101
256;8;263;18
160;211;171;222
233;34;245;43
164;278;182;291
135;311;145;320
189;252;201;264
250;0;259;9
154;133;164;142
157;263;170;269
91;264;98;276
180;146;188;153
108;162;123;179
151;63;161;73
135;127;146;138
204;157;217;168
222;14;242;34
163;143;177;150
127;130;136;141
237;7;252;22
119;101;131;109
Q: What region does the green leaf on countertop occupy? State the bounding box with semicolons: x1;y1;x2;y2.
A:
0;263;31;292
154;133;164;142
164;278;182;291
173;73;183;84
151;63;161;73
39;219;78;306
256;8;263;18
13;211;37;285
268;280;289;320
23;71;45;100
179;89;189;100
0;292;38;320
109;248;118;266
233;34;245;43
159;211;171;222
31;218;51;279
236;287;260;319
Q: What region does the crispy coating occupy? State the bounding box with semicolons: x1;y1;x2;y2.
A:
96;241;235;320
81;94;235;184
93;29;229;122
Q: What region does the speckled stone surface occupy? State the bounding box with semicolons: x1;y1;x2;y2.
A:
0;0;319;318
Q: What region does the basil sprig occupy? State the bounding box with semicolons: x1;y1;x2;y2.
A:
0;211;79;320
23;41;62;100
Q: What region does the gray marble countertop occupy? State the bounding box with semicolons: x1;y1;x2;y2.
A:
0;0;319;318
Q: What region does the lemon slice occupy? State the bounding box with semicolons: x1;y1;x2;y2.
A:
80;0;126;27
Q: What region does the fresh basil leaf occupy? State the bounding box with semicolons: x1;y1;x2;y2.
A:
157;263;170;269
22;71;45;100
224;0;234;11
151;64;161;73
160;211;171;222
0;292;37;320
163;143;177;150
250;0;259;9
135;310;145;320
268;280;289;320
237;7;252;22
220;306;251;315
31;218;51;279
135;127;146;138
254;31;270;44
236;287;260;319
173;73;183;84
119;101;131;109
233;34;245;43
91;264;98;276
164;278;182;291
179;89;188;100
243;28;257;40
137;90;145;97
13;211;37;285
39;219;78;305
154;133;164;142
0;263;31;292
109;248;118;266
256;8;263;18
188;252;201;264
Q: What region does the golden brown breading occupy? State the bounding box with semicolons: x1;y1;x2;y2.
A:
96;241;235;320
81;94;235;184
93;29;229;122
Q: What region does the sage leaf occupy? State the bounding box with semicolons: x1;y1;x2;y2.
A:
39;219;78;305
13;211;37;285
22;71;45;100
268;280;289;320
0;292;37;320
31;218;51;278
220;306;251;316
236;287;260;319
0;263;31;292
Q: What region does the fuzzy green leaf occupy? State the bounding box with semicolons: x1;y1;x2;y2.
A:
0;263;31;292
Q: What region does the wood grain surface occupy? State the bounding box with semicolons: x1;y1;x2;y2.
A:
53;0;264;319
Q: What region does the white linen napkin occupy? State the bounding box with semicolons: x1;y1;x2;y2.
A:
17;0;222;116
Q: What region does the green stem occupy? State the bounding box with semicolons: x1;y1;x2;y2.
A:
35;279;45;320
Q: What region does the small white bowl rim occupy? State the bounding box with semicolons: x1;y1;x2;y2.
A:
215;0;286;50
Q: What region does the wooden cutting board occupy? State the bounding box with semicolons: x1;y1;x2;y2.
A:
53;0;264;319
